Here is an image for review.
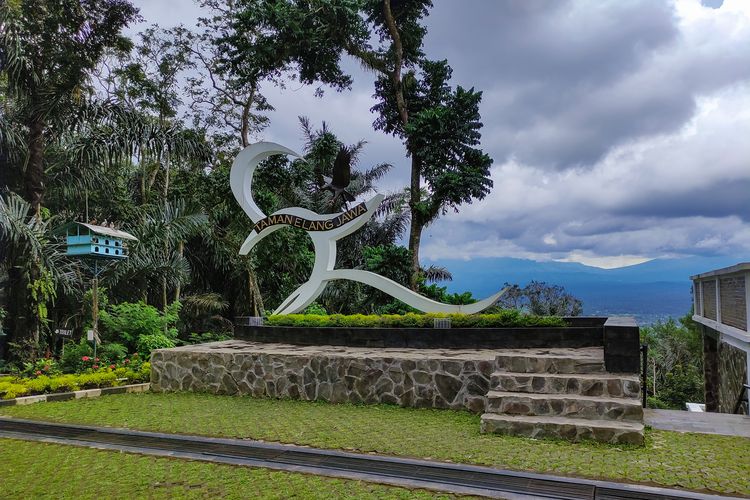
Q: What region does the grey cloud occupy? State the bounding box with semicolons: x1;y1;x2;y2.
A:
424;0;750;170
612;179;750;222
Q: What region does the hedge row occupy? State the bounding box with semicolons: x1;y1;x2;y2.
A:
265;311;568;328
0;363;150;400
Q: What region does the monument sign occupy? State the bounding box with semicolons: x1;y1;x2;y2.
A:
230;142;506;315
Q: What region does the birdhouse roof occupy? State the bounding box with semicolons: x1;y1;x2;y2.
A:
56;222;138;241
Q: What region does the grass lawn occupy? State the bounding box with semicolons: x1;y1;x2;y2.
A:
2;392;748;496
0;438;465;499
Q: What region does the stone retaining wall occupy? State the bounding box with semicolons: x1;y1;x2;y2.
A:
703;327;748;413
151;341;496;412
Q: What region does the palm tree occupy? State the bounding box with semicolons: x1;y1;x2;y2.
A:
110;199;209;310
0;0;138;216
0;193;77;358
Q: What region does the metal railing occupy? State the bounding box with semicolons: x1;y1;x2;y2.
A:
640;344;648;408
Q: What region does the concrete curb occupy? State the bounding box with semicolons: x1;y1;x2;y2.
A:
0;383;150;407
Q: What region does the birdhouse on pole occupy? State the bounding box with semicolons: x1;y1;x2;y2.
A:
55;222;138;359
57;222;137;259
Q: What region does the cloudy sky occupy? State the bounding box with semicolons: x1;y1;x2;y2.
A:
131;0;750;269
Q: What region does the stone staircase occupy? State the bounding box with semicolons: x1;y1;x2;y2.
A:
480;348;644;445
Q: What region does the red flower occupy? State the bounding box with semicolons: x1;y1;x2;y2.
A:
95;358;100;362
109;364;116;370
43;365;50;371
123;359;130;364
35;370;42;376
82;356;90;361
92;364;99;370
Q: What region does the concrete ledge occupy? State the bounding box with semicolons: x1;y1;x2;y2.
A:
235;324;605;349
603;316;640;374
0;383;150;407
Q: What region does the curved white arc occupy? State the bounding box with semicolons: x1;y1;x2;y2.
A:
230;142;301;223
272;279;328;315
323;270;508;314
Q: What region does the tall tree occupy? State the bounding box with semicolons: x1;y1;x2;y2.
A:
0;0;138;216
219;0;493;289
372;59;492;288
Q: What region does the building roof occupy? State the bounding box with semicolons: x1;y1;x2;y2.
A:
690;262;750;280
56;222;138;241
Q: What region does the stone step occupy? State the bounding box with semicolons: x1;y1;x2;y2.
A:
480;413;645;445
491;371;641;399
494;348;605;374
485;391;643;421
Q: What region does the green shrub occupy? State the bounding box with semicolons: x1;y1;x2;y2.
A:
303;302;328;315
0;364;151;400
20;358;62;378
265;311;567;328
0;379;29;399
60;338;94;373
136;334;175;359
183;332;233;345
100;301;180;352
98;343;128;364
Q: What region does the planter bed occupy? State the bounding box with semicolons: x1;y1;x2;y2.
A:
0;382;150;407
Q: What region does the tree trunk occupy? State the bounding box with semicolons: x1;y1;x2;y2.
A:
25;115;45;218
407;154;422;290
174;241;184;302
162;277;168;313
91;276;99;341
240;84;256;148
247;266;264;316
25;115;44;347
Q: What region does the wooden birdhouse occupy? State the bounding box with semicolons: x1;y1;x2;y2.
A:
57;222;137;259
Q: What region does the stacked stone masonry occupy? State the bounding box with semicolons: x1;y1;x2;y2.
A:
151;342;644;445
480;348;644;445
151;341;497;412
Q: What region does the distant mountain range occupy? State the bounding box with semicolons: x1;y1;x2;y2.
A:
433;256;746;325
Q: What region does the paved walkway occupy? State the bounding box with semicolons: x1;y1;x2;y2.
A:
644;409;750;437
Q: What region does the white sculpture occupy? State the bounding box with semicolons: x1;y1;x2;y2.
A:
231;142;506;315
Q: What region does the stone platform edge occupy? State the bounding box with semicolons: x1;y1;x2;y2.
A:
0;383;150;407
150;344;499;412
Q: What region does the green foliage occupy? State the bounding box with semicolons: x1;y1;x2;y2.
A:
20;357;62;378
420;283;476;305
184;332;233;345
302;303;328;315
3;392;748;496
135;334;176;359
0;361;150;400
363;245;412;286
60;338;94;373
100;301;181;352
2;439;442;500
265;311;567;328
216;0;369;90
495;281;583;317
27;269;57;327
98;342;128;363
641;313;704;409
375;60;493;221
